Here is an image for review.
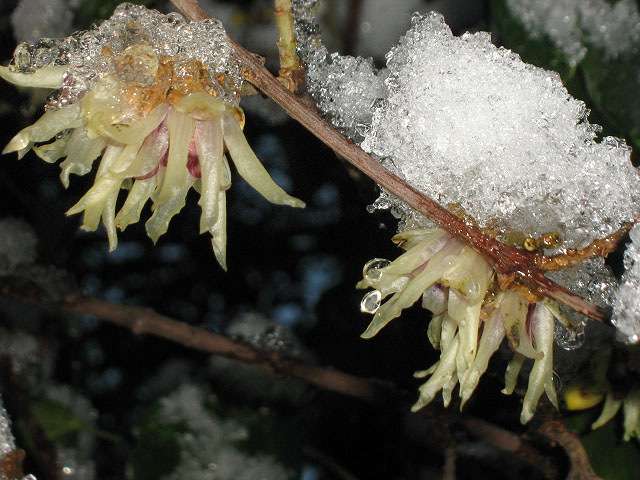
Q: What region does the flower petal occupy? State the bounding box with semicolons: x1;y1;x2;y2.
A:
502;353;525;395
222;112;305;208
0;65;66;89
195;117;224;233
155;108;195;203
591;392;623;430
521;304;556;424
361;241;464;339
460;309;505;407
146;173;196;243
59;128;107;188
412;335;460;412
116;176;158;230
3;103;82;154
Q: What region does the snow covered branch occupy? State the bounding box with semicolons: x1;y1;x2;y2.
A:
170;0;610;324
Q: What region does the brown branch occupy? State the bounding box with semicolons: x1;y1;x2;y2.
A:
538;417;602;480
536;224;632;271
65;295;391;405
171;0;611;323
0;278;594;478
441;444;456;480
461;416;559;479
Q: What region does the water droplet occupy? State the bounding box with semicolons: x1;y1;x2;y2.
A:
361;290;382;314
554;320;585;350
362;258;390;281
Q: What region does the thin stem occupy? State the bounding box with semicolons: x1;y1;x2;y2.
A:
169;0;609;323
274;0;306;93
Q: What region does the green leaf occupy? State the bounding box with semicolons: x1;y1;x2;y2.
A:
128;406;186;480
566;410;640;480
580;46;640;150
30;400;85;447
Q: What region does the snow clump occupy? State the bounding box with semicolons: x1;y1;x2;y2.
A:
360;13;640;250
612;223;640;344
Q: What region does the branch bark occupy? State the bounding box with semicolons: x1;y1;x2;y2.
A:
169;0;611;323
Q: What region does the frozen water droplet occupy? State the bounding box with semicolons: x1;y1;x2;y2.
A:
362;258;390;281
366;197;391;213
554;320;585;350
361;290;382;314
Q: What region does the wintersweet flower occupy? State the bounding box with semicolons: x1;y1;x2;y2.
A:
358;228;567;423
565;347;640;440
0;4;304;269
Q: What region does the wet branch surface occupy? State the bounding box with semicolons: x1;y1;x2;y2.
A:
171;0;610;324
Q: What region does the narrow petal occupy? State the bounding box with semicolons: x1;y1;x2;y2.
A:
427;314;444;349
502;353;525;395
123;121;169;178
73;144;123;231
155;108;195;203
361;241;464;339
448;289;483;380
34;135;70;163
521;304;556;424
103;193;119;251
195;118;223;233
222;112;305;208
460;310;505;407
411;335;460;412
591;392;623;430
66;142;141;216
3;103;82;154
116;177;157;230
623;391;640;441
146;174;196;243
59;128;106;188
502;291;541;360
0;65;66;89
209;189;227;270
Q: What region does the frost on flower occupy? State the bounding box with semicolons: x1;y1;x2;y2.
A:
358;228;568;424
1;3;304;269
613;224;640;344
361;13;640;250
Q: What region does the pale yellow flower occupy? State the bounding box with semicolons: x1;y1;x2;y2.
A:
358;227;567;423
2;40;304;269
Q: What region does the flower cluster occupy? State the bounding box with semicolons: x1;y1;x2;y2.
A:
358;228;569;423
1;4;304;268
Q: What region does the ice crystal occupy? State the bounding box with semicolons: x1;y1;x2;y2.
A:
506;0;640;64
7;3;242;108
0;396;16;460
292;0;387;138
612;224;640;344
360;13;640;249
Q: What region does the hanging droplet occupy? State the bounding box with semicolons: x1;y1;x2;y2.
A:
554;319;585;350
361;290;382;314
362;258;391;282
